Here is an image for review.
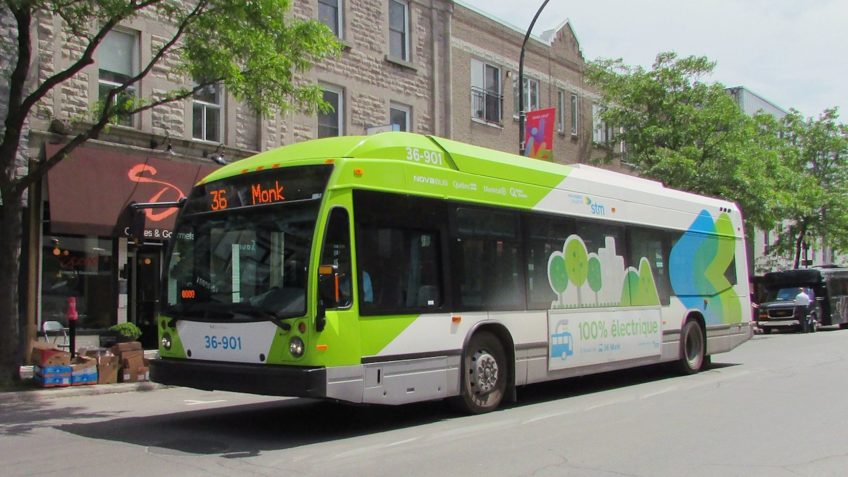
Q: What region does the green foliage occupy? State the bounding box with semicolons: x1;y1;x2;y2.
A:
586;52;790;231
766;108;848;266
109;322;142;340
181;0;341;116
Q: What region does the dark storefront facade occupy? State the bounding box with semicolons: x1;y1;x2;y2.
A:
39;144;218;348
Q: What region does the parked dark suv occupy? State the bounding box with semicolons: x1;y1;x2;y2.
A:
756;285;819;333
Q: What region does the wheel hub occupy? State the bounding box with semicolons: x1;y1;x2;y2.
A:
472;350;499;394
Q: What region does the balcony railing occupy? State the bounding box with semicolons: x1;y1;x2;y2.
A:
471;86;502;125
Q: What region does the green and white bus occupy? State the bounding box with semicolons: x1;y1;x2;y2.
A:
150;132;753;413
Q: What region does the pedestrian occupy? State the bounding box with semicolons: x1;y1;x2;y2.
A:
794;287;812;332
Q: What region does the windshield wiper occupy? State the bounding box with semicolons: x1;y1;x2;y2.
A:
165;302;299;330
226;303;301;331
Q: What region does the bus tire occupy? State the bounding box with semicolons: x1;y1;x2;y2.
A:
677;319;706;375
455;331;507;414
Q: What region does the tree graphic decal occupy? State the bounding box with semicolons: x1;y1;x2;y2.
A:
564;236;588;305
587;255;602;304
547;254;569;304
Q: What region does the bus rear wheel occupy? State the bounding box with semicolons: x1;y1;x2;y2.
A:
455;332;507;414
677;319;706;375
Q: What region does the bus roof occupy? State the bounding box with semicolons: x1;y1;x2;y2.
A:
199;132;740;231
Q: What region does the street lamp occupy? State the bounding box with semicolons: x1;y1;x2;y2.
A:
519;0;551;156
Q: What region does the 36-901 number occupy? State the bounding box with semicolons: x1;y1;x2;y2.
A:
406;147;445;166
204;335;243;350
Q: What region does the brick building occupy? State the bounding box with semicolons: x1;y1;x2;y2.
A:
3;1;608;350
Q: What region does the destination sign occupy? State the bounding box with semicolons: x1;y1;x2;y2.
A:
183;165;333;214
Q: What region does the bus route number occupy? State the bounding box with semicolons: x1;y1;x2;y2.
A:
204;335;243;350
209;189;228;211
406;147;444;166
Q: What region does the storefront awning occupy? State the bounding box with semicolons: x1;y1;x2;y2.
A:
45;144;219;237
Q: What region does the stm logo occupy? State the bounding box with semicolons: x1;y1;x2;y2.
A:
585;196;606;216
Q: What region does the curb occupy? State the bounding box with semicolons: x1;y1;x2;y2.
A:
0;381;169;404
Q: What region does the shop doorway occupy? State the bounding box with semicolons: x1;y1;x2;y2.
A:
131;246;161;349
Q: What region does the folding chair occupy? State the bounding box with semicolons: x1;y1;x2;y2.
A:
42;320;70;350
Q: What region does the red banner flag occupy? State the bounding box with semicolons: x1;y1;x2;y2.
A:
524;107;556;160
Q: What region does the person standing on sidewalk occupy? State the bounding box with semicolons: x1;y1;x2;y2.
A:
794;287;812;332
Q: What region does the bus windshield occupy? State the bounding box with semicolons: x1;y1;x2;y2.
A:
163;165;333;322
164;201;319;321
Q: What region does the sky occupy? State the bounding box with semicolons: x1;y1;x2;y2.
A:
461;0;848;120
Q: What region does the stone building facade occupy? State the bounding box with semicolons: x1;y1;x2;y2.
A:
5;0;607;349
449;3;596;164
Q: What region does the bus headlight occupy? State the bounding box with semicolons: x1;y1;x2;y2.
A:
161;333;172;351
289;337;305;358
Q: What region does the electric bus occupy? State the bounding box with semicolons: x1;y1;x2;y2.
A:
150;132;753;413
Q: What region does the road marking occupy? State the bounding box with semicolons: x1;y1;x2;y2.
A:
386;437;420;447
184;399;227;406
640;386;678;399
522;410;576;424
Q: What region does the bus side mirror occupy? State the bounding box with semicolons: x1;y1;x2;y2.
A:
316;265;340;331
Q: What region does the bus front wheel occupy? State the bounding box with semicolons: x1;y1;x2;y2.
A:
455;332;507;414
677;319;706;375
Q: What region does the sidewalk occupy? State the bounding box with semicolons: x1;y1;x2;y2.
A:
0;381;168;404
2;350;167;404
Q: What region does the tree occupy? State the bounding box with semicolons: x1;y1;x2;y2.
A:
0;0;340;384
585;52;789;231
767;108;848;268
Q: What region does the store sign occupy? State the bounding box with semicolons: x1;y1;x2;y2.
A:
45;144;219;237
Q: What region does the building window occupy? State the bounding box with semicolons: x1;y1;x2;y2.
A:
570;93;578;136
98;29;138;127
557;89;565;133
471;59;502;124
592;103;608;144
318;86;344;138
318;0;342;38
388;0;409;61
390;103;411;132
41;235;115;329
192;83;222;142
513;76;539;117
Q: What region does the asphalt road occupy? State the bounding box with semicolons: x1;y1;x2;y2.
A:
3;327;847;477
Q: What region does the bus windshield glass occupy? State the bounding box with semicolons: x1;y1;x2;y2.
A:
163;165;332;321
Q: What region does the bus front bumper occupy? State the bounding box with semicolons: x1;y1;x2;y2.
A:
150;358;327;398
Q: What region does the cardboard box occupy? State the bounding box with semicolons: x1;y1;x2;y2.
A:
31;341;70;367
121;366;149;383
35;373;71;387
109;341;142;354
34;364;72;388
71;355;97;374
120;350;145;371
34;364;72;375
71;370;98;385
96;355;119;385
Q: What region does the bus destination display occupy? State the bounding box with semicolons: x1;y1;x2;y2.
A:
183;165;333;214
